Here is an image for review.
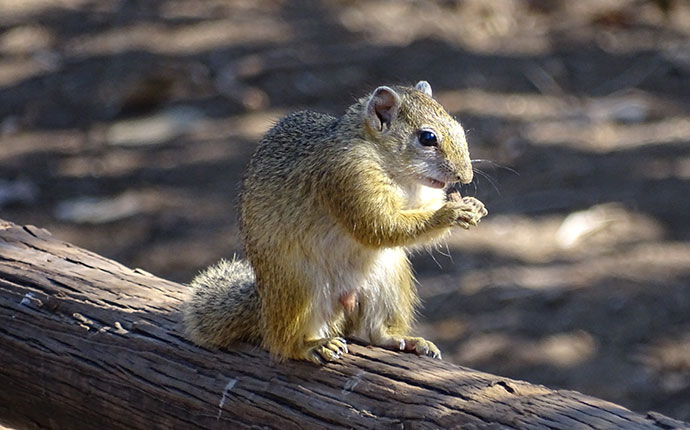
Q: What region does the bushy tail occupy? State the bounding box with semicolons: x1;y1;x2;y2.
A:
182;258;262;348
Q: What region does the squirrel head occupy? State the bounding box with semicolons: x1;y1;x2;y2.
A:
359;81;473;188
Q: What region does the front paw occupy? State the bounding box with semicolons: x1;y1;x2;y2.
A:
443;195;488;229
459;196;488;226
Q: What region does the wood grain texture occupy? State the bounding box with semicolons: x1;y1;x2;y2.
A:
0;219;687;430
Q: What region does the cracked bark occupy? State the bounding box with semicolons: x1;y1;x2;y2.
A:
0;219;687;430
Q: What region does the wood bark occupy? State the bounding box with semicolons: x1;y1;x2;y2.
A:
0;219;687;430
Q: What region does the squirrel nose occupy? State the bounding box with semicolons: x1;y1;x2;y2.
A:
455;169;473;185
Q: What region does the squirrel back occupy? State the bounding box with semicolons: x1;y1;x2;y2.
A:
183;81;488;363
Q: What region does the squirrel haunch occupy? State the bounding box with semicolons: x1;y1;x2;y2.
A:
183;81;488;364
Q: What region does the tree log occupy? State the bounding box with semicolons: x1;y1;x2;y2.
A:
0;219;687;430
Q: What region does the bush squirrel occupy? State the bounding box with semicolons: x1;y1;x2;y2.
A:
183;81;488;364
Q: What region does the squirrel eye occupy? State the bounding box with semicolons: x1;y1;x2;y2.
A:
418;130;438;147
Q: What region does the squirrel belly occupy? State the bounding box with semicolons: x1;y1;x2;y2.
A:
182;81;488;363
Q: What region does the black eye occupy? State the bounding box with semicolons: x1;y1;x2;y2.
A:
418;130;438;147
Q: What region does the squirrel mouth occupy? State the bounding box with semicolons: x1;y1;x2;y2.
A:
420;176;446;189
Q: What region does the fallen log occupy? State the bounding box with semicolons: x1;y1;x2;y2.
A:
0;219;686;430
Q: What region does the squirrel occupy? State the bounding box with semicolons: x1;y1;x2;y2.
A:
183;81;488;364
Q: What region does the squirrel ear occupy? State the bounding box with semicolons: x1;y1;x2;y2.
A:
366;86;401;132
415;81;432;97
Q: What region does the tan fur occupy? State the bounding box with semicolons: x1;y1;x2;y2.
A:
183;82;488;363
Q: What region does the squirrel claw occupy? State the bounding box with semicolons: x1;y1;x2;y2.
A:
328;337;349;355
456;221;472;230
403;337;442;360
377;336;442;360
304;337;348;364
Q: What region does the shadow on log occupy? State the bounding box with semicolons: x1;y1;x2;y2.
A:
0;219;687;430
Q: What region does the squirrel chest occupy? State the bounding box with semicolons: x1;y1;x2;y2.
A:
288;176;446;340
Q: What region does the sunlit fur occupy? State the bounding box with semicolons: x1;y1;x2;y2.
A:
183;83;475;362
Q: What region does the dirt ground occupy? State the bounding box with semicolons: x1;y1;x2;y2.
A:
1;0;689;423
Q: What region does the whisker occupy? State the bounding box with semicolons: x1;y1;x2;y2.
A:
427;246;443;269
436;242;452;259
473;168;501;196
471;159;520;176
444;242;454;264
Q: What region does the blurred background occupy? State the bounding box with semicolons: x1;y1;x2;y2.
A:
1;0;689;422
